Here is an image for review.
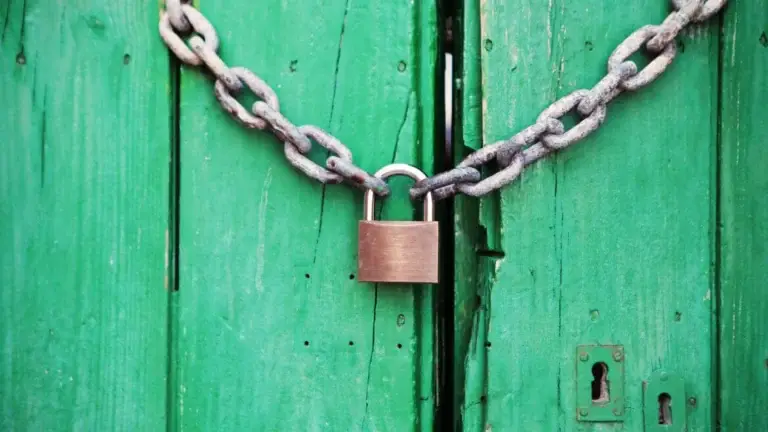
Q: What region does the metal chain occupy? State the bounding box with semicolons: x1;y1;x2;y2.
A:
158;1;391;196
411;0;729;201
158;0;729;202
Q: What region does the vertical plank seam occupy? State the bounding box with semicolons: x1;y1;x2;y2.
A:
713;7;727;430
166;50;182;432
548;2;566;429
457;0;486;427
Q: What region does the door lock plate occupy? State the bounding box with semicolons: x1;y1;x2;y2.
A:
643;371;686;431
576;345;626;422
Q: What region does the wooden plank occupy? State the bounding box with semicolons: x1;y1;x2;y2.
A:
0;2;170;430
718;3;768;430
175;1;438;429
457;1;721;430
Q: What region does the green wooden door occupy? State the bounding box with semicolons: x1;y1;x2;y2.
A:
2;1;766;431
453;0;768;431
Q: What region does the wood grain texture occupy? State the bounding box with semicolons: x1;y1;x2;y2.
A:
0;2;170;430
175;1;438;430
718;3;768;430
457;1;721;430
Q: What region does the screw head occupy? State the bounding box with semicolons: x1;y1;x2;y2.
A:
612;350;623;362
613;408;623;416
579;352;589;362
688;397;697;407
660;373;669;382
579;408;589;417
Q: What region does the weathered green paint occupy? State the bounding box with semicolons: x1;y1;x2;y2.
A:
718;3;768;431
3;1;766;430
0;1;170;430
456;1;722;430
175;1;438;430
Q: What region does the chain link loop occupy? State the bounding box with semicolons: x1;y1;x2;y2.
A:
284;126;353;184
609;25;678;91
213;67;279;130
189;36;242;92
159;5;219;66
164;0;191;33
251;102;313;154
647;0;703;52
539;90;608;150
577;62;637;115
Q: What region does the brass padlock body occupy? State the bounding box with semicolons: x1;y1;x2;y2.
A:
358;220;439;283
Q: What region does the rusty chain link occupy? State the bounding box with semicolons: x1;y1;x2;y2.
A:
411;0;729;201
158;1;391;196
158;0;728;202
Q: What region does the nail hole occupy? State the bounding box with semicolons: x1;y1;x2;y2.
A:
585;41;594;51
485;342;492;348
590;309;600;321
305;273;310;279
674;311;682;321
658;393;673;424
349;341;354;346
397;61;406;72
16;53;26;65
289;60;298;72
760;32;768;47
591;362;610;403
123;54;131;64
484;39;493;51
349;274;355;280
480;395;487;403
304;340;309;346
397;343;402;349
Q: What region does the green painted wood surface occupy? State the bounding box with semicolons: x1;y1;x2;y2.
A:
455;1;724;430
174;1;438;430
0;1;170;430
718;3;768;430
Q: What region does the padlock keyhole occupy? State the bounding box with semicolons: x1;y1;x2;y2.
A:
658;393;673;424
591;362;610;403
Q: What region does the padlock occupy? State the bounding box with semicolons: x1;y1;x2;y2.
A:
357;164;439;284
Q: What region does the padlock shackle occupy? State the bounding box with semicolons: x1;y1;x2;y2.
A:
363;164;434;222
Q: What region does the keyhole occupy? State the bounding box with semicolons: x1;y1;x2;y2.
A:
658;393;673;424
591;362;610;403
